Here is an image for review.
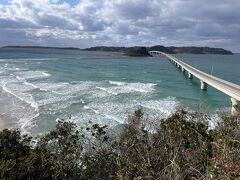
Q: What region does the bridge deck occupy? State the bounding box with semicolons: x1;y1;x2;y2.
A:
149;51;240;115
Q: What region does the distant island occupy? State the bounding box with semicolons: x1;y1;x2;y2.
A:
1;45;233;55
123;47;152;57
84;45;233;55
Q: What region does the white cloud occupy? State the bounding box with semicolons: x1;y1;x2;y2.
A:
0;0;239;51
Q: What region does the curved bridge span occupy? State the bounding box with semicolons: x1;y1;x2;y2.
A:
149;51;240;115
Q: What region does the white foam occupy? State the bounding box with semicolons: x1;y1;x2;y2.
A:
15;71;51;80
84;105;90;110
206;114;221;130
37;95;72;107
72;106;122;127
23;58;58;61
82;97;179;125
109;81;126;86
84;105;99;114
34;81;96;95
97;81;157;95
16;76;24;81
141;97;179;117
42;72;51;77
0;58;57;62
0;75;176;133
96;86;118;95
30;82;68;93
19;113;40;133
0;80;39;133
103;114;122;123
3;84;38;111
80;99;85;104
0;59;9;62
23;81;39;89
4;67;28;72
207;107;230;129
56;118;61;122
60;81;97;95
48;98;82;111
2;78;36;92
69;113;120;128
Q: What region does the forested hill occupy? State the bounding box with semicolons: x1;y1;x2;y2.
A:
84;45;233;55
1;45;233;55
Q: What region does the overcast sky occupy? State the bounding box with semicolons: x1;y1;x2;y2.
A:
0;0;239;52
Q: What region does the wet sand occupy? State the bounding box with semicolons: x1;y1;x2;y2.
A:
0;117;4;130
0;86;37;131
0;87;19;130
0;114;17;130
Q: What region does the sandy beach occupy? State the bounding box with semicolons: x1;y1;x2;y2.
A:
0;114;16;130
0;85;39;132
0;87;19;130
0;117;5;130
0;87;8;130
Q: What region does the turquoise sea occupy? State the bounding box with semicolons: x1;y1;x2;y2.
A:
0;48;239;134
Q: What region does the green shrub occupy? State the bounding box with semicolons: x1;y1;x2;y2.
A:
0;110;239;179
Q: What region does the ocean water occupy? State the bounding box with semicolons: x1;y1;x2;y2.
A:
0;48;239;134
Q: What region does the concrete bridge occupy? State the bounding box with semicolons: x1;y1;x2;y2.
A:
149;51;240;115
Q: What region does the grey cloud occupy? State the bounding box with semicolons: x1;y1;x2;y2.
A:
36;13;79;30
0;0;239;52
113;0;156;20
114;23;139;35
77;15;105;31
0;29;34;46
0;18;38;29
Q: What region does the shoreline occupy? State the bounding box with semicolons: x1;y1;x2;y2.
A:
0;114;17;130
0;87;8;130
0;87;19;130
0;117;5;130
0;86;38;132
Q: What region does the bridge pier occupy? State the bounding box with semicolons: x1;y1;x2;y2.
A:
200;80;207;90
188;72;193;79
231;98;239;116
181;67;185;72
154;51;240;117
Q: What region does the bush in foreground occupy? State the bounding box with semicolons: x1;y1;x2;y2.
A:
0;110;239;179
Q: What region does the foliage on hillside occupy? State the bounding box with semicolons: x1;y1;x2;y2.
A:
83;45;233;55
0;109;239;179
124;46;152;57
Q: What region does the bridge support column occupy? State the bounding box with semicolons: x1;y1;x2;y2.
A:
188;72;193;79
177;64;180;68
231;98;239;116
181;67;185;72
200;80;207;90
